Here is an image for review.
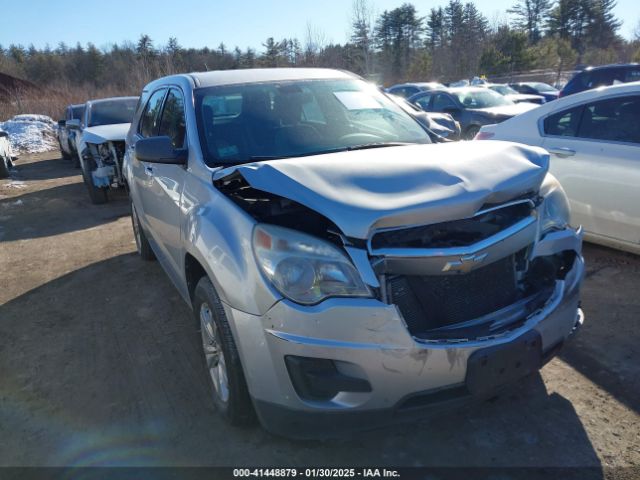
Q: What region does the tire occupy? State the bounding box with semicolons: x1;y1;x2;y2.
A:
464;125;481;140
58;141;71;159
0;156;10;179
131;201;155;261
194;277;255;425
80;155;108;204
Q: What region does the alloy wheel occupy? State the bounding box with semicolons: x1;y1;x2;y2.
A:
200;303;230;404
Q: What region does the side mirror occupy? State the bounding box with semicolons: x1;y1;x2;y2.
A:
0;130;8;138
135;136;187;165
58;120;66;127
66;119;81;130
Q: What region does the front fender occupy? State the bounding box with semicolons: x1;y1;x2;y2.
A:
182;182;281;316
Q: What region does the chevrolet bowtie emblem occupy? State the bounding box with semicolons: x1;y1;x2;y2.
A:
442;253;489;273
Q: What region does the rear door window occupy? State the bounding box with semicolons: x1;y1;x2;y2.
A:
543;106;584;137
158;89;187;148
624;67;640;83
577;95;640;144
139;89;167;138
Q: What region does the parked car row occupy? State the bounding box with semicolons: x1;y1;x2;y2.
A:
386;63;640;106
408;86;539;139
57;96;138;203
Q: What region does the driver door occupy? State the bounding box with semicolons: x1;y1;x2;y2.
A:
133;88;188;282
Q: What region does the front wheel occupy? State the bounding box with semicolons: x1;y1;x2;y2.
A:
80;156;108;204
464;125;481;140
194;277;255;425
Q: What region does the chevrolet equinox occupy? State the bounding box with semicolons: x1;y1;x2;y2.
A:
124;68;584;438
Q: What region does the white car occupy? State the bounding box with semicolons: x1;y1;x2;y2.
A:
477;82;640;254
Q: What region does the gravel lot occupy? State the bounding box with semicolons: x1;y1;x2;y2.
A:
1;151;638;474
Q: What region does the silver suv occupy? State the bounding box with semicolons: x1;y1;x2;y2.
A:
124;68;584;438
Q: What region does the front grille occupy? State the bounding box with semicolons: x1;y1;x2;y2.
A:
371;202;533;250
389;255;518;335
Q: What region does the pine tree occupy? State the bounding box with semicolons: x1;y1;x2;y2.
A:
426;7;446;49
508;0;552;43
586;0;621;48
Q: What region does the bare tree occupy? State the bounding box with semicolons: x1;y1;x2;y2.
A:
351;0;375;75
304;22;327;66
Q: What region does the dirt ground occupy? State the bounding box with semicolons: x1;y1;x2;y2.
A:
1;151;639;473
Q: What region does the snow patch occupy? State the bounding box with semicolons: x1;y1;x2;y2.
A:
4;180;26;189
0;114;58;154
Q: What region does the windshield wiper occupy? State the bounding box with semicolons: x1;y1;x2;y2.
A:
230;143;413;165
346;142;413;151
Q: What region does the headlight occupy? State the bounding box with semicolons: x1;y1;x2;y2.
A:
539;174;570;233
253;224;371;305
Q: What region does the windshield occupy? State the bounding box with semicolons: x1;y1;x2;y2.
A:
194;78;430;165
453;89;513;109
530;82;557;92
71;106;85;120
489;85;518;95
88;99;138;127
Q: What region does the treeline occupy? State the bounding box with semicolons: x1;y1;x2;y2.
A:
0;0;639;117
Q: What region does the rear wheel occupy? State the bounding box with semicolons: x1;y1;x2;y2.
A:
193;277;255;425
81;156;108;204
131;201;155;261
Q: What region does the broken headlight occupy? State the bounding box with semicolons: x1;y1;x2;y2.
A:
97;143;112;162
253;224;371;305
539;174;570;234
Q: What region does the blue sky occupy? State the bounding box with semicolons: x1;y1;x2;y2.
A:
2;0;638;52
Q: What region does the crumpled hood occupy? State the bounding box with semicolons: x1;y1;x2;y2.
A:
214;141;549;239
82;123;130;144
474;102;539;117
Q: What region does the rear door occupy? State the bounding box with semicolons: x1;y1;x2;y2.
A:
542;94;640;246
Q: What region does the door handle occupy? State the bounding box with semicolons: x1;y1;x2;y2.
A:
144;165;154;176
547;147;576;157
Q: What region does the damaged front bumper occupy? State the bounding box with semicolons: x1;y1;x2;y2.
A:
226;227;584;438
83;142;125;188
